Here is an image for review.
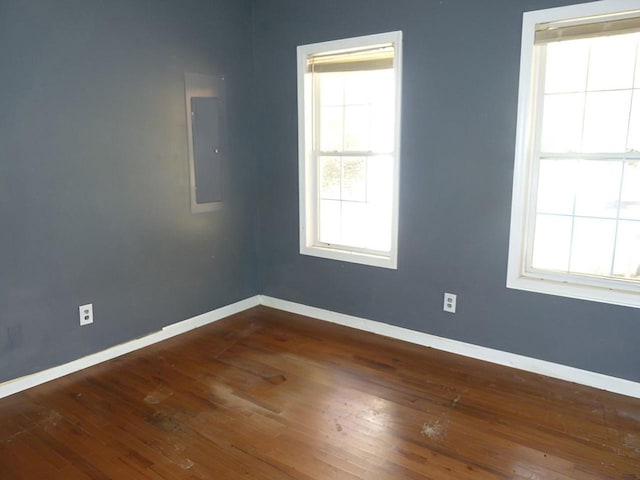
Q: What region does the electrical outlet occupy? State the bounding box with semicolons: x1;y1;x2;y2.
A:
443;293;457;314
79;304;93;326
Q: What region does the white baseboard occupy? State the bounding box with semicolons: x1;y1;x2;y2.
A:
259;295;640;399
2;294;639;401
0;296;261;400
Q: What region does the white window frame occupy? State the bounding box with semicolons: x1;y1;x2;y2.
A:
297;31;402;269
507;0;640;308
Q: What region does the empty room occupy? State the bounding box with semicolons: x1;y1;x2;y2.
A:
1;0;639;478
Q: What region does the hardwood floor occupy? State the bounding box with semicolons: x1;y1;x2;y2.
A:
0;306;638;479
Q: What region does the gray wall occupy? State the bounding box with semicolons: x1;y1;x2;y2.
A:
254;0;640;382
2;0;637;388
0;0;258;382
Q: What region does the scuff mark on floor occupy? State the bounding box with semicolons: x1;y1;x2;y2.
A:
4;410;62;443
451;395;461;407
623;433;640;454
264;374;287;385
45;410;63;427
144;394;161;404
335;421;343;432
3;428;27;444
173;443;187;453
599;403;610;430
180;458;194;470
421;420;446;440
144;385;174;405
146;412;185;433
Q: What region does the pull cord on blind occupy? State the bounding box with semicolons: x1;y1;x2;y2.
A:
535;10;640;44
306;44;394;73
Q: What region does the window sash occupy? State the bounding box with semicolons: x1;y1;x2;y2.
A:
309;63;396;255
312;152;393;255
523;40;640;288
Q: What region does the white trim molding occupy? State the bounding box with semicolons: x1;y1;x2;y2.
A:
259;295;640;399
2;294;638;401
0;296;261;400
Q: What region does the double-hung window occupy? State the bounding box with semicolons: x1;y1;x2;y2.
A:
297;31;402;269
508;0;640;307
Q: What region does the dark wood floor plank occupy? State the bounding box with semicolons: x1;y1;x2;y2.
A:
0;306;638;479
219;334;632;476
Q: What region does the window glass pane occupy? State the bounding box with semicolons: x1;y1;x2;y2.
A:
318;199;341;244
620;161;640;220
374;69;394;98
320;106;343;152
540;93;584;152
320;157;341;200
544;39;589;94
371;72;395;152
364;202;392;252
531;214;572;272
536;159;577;215
345;70;394;153
371;99;395;153
341;200;392;252
569;218;616;276
574;160;622;218
636;41;640;89
320;73;344;106
582;90;632;153
367;155;393;205
587;33;637;91
344;71;374;105
319;156;394;252
344;105;371;151
342;157;366;201
628;92;640;152
341;201;369;248
613;220;640;280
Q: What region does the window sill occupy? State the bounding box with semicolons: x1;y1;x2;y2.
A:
506;274;640;309
300;244;397;269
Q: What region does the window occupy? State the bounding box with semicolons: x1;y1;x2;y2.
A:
297;31;402;269
508;0;640;307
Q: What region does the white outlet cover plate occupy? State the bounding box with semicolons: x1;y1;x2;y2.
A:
79;303;93;326
443;293;457;313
